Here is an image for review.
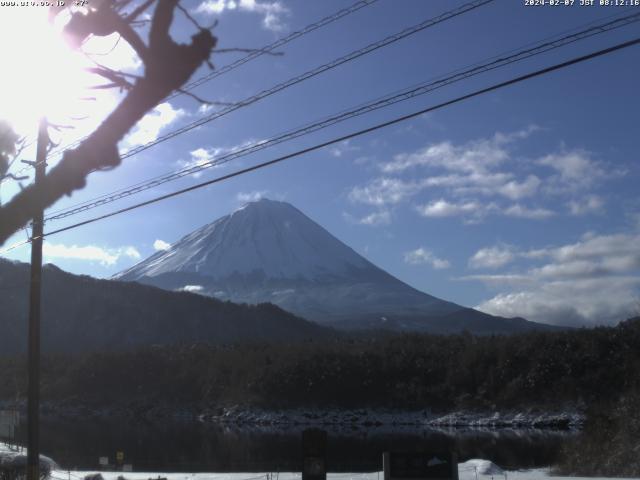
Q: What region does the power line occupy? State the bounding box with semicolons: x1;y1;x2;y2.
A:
43;0;382;162
1;35;634;255
46;9;640;219
43;10;640;223
43;0;493;171
172;0;380;96
113;0;494;160
10;0;492;189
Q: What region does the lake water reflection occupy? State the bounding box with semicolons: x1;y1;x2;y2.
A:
19;419;573;473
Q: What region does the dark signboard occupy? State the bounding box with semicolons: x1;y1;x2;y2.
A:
383;451;458;480
302;429;327;480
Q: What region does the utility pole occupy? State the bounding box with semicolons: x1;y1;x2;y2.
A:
26;117;48;480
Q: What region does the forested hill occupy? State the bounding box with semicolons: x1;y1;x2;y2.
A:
1;316;638;411
0;259;333;354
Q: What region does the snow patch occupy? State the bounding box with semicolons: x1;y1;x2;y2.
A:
459;459;504;475
0;444;58;472
48;466;637;480
179;285;204;294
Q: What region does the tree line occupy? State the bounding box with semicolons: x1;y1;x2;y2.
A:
1;317;639;411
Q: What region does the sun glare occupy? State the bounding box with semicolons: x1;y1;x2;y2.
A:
0;7;135;138
0;9;81;133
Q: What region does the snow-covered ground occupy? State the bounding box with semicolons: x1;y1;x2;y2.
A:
8;444;639;480
51;464;640;480
0;443;58;471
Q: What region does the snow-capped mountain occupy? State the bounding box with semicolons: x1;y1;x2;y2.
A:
119;199;375;281
116;199;553;333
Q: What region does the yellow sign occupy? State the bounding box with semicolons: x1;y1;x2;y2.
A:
116;451;124;462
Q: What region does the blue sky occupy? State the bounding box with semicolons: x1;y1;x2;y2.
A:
1;0;639;327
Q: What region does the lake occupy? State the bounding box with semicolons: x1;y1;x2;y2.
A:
15;418;574;473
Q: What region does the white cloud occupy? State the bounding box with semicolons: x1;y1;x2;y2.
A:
180;285;205;294
125;103;185;147
383;131;517;174
43;242;140;267
459;273;532;286
415;200;552;222
123;247;141;260
359;210;391;226
198;103;215;115
466;232;640;326
195;0;228;14
190;147;214;162
469;246;516;269
343;210;391;227
153;239;171;251
539;150;601;181
350;128;620;226
348;177;422;207
426;172;515;193
329;140;360;158
496;175;541;200
381;126;538;172
352;127;549;221
237;190;268;202
537;150;611;193
181;147;221;177
503;204;554;219
416;199;484;218
568;195;605;215
404;247;450;270
179;139;259;177
543;233;640;268
195;0;289;31
478;278;640;327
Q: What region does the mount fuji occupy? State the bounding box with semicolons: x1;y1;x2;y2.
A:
115;199;553;334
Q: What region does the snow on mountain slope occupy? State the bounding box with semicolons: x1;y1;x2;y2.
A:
116;199;553;333
118;199;372;281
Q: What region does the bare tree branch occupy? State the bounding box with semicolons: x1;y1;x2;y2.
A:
175;88;235;107
123;0;156;22
87;66;136;90
177;2;207;31
62;0;151;63
1;173;29;182
0;0;216;244
9;137;28;169
83;35;122;56
0;121;24;184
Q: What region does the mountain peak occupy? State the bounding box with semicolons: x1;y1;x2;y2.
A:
115;199;466;327
115;201;555;333
234;197;292;214
117;198;373;282
244;197;281;205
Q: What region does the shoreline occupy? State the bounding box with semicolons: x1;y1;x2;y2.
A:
5;402;584;431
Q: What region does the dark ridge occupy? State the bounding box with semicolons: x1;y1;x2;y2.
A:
0;258;334;355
